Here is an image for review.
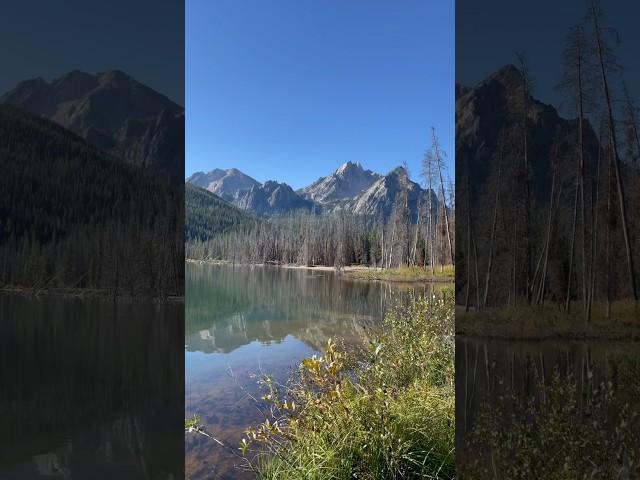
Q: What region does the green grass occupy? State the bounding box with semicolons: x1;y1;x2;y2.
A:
457;300;640;340
243;289;455;479
347;265;455;283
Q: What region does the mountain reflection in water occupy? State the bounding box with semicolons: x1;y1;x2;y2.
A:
185;263;441;480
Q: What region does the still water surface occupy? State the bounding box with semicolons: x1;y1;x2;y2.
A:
456;337;640;474
185;263;437;480
0;294;184;479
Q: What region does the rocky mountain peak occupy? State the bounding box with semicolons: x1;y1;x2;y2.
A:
335;161;363;176
1;70;184;178
300;161;381;204
486;64;523;88
187;163;441;222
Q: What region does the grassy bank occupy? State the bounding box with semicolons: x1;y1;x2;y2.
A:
241;290;455;479
345;265;454;283
457;301;640;340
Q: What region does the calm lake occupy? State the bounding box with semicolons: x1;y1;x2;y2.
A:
185;263;442;480
0;294;184;480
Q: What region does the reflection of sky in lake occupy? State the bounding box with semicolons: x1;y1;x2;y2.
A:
185;263;435;479
186;335;316;386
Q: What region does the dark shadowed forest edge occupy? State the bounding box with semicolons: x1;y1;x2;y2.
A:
0;103;183;299
457;2;640;478
457;1;640;337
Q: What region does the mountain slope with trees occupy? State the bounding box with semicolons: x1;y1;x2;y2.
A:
1;70;184;179
185;183;257;240
0;103;183;296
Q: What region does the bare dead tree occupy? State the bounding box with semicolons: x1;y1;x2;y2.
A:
590;0;637;302
422;148;436;274
483;150;502;309
622;83;640;164
561;24;591;315
431;127;454;266
516;52;534;304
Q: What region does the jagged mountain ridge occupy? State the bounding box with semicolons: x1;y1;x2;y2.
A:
187;162;440;221
346;166;437;220
456;64;600;201
187;168;260;198
186;169;315;215
298;161;381;204
1;70;184;178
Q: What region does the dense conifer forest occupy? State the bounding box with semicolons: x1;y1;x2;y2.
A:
0;104;183;296
185;183;257;240
186;180;455;270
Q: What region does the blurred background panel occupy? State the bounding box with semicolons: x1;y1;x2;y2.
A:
0;1;184;478
456;1;640;477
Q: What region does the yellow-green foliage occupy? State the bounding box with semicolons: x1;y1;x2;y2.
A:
348;265;455;283
243;290;455;479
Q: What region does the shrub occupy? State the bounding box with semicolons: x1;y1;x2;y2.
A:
242;290;455;479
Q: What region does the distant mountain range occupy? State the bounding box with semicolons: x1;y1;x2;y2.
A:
1;70;184;179
187;161;439;220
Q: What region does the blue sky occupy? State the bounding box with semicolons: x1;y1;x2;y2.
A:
457;0;639;120
1;0;183;105
187;0;454;189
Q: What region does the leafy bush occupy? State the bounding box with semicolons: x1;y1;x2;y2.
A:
460;370;640;479
242;290;455;479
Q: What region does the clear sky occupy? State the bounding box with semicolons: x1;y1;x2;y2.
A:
457;0;639;119
0;0;184;105
186;0;454;189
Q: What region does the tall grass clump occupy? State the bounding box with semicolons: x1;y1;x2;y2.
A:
242;288;455;479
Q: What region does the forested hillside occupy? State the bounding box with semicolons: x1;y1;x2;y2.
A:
0;104;183;296
186;131;455;269
1;70;184;179
185;183;257;240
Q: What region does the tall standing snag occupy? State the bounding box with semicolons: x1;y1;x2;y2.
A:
431;127;454;266
590;0;637;302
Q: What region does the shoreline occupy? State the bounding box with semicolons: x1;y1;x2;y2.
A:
456;329;640;342
186;258;455;283
457;305;640;341
186;257;372;271
0;286;184;302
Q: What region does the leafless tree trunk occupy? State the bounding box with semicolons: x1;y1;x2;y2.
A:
538;161;558;307
516;52;533;305
591;0;637;302
431;127;454;265
587;124;603;323
483;160;501;308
